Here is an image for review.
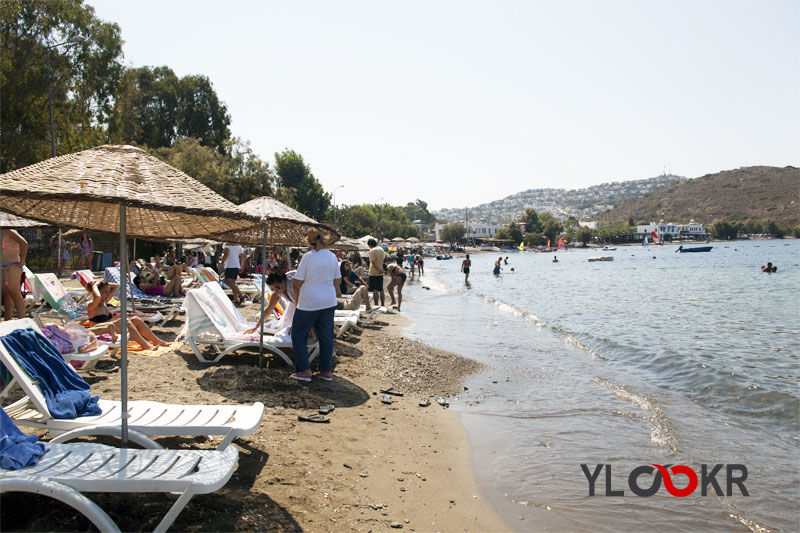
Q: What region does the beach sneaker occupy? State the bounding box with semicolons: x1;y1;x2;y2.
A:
289;373;312;382
313;372;333;382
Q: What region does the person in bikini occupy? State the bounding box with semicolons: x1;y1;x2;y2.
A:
385;262;406;311
78;233;93;270
133;269;185;297
2;229;28;320
86;280;169;350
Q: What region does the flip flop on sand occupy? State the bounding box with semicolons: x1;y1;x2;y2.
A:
298;414;330;423
380;387;404;396
436;397;449;408
289;373;312;382
319;404;335;415
381;395;392;405
419;399;431;407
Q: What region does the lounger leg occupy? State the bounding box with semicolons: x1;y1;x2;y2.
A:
0;479;121;533
49;426;163;449
153;487;196;533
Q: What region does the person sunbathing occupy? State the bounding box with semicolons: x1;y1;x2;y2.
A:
134;271;185;297
86;280;169;350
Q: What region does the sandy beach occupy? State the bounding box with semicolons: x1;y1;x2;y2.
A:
1;295;507;532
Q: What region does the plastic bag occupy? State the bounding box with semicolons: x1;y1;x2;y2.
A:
40;325;73;354
63;322;95;353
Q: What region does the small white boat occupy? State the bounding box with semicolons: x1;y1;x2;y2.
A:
602;247;617;251
588;256;613;262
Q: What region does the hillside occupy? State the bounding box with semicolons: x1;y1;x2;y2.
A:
434;175;686;224
596;166;800;227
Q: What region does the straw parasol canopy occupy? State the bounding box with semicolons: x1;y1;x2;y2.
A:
0;144;261;443
391;237;405;242
212;196;340;246
330;237;361;252
0;144;259;238
0;211;47;229
407;236;420;243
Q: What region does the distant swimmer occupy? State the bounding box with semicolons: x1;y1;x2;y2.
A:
761;262;778;273
510;267;515;273
552;255;558;263
504;256;509;265
493;256;502;275
461;254;471;282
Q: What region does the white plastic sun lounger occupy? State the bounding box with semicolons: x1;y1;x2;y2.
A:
180;282;318;365
5;318;110;374
0;439;238;533
0;320;264;450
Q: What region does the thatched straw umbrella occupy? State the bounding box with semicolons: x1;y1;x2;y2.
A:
210;196;340;367
0;144;260;442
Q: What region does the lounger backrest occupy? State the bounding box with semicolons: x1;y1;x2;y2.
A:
181;282;254;340
0;319;52;421
71;270;96;289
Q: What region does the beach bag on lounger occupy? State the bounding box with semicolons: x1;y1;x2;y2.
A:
40;325;73;354
63;322;97;354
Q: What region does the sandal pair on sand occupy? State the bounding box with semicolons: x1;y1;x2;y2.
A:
298;404;335;423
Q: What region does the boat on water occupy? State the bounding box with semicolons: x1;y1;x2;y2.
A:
436;255;454;260
677;246;712;253
602;247;617;251
588;256;613;262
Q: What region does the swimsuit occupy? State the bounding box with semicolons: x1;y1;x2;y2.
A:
463;267;470;274
145;285;164;296
89;313;114;324
493;267;501;275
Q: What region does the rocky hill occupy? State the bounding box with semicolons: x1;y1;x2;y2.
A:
596;166;799;227
434;175;686;224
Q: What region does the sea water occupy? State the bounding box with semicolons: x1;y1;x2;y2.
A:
400;240;799;532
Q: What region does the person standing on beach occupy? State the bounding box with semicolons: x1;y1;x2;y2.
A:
367;238;385;307
220;242;245;305
493;256;502;275
461;254;471;282
290;230;342;382
2;229;28;320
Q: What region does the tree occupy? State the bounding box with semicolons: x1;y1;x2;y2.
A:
524;232;546;246
709;220;736;240
224;138;274;204
338;204;377;237
538;213;563;243
500;222;523;244
109;66;231;155
151;138;228;198
440;223;465;246
402;199;435;226
577;227;593;245
1;0;124;171
521;208;542;233
274;149;330;220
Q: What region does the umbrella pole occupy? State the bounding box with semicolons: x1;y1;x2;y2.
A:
258;222;267;368
130;238;136;315
0;227;3;310
119;205;129;444
57;228;62;276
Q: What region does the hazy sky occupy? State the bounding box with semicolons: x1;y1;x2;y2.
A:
88;0;798;210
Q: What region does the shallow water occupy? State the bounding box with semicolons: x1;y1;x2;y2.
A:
401;241;799;531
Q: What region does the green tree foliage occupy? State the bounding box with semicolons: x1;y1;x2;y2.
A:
274;149;330;220
1;0;124;171
538;212;563;242
497;222;523;244
373;204;419;239
521;208;542;233
402;199;435;225
440;223;465;246
337;204;378;237
151;137;274;204
577;226;594;245
108;66;230;154
709;220;737;240
524;232;546;246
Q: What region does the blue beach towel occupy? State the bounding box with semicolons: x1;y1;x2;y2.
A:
0;406;46;470
0;328;101;419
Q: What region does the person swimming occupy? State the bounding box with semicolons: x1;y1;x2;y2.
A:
761;262;777;273
552;255;559;263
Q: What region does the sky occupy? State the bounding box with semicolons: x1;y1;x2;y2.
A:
88;0;798;211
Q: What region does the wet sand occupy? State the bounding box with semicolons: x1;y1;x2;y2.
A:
1;297;507;532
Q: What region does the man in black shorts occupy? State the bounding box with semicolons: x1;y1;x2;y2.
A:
461;254;471;282
367;238;385;306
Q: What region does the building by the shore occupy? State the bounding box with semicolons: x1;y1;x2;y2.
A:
636;220;708;240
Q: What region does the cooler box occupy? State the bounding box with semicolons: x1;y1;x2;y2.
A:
99;252;113;271
92;251;103;271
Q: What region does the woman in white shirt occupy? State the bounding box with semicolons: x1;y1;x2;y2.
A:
289;229;342;382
